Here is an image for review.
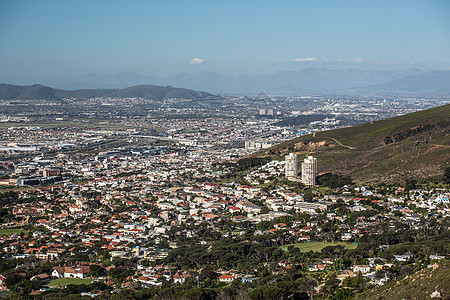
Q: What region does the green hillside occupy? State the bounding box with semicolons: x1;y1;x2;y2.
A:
252;104;450;183
355;261;449;300
0;84;58;100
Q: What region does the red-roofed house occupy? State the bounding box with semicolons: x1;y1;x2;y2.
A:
219;274;234;283
173;272;192;284
228;207;240;213
0;274;7;291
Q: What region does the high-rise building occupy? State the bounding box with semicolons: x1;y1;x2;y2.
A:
285;153;298;178
301;155;317;186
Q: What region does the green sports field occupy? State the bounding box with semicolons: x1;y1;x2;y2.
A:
47;278;93;288
0;228;27;237
281;241;357;252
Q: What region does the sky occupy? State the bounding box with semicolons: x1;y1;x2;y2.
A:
0;0;449;82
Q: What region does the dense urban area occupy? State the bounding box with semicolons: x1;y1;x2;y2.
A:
0;94;448;299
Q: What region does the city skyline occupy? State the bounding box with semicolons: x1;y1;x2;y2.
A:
1;0;450;85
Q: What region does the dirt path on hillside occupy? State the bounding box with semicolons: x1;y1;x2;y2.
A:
331;138;356;150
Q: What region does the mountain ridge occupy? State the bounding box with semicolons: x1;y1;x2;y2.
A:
0;83;214;101
347;70;450;95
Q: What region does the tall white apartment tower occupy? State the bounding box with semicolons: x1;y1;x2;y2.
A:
285;153;298;178
301;155;317;186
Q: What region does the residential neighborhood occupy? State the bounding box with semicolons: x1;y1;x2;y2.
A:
0;136;448;298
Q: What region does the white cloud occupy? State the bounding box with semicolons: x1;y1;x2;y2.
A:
290;57;319;63
189;57;205;65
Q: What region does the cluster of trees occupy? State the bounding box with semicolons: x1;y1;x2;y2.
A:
383;122;447;145
216;157;271;179
0;191;23;222
162;236;284;271
316;173;353;188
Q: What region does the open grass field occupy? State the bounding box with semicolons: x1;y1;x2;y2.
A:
281;241;357;252
0;228;27;237
48;278;93;288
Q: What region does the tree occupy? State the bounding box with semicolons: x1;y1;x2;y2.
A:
405;179;417;191
444;167;450;184
88;264;106;277
260;206;269;214
257;221;274;231
200;266;218;281
247;284;283;300
303;190;314;202
334;288;353;300
333;258;343;272
296;277;317;300
286;264;302;281
182;288;217;300
323;275;340;295
343;273;366;290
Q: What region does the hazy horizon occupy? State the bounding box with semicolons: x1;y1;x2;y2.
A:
1;0;449;85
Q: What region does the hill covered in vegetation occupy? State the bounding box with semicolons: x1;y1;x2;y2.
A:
356;261;449;300
251;104;450;183
0;83;213;101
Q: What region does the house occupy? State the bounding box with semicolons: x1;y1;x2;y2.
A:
228;206;240;213
136;275;162;286
236;201;261;213
308;264;326;272
298;235;310;242
352;265;371;274
0;274;7;291
429;255;445;260
31;273;52;283
219;274;234;283
51;267;65;278
52;266;90;278
64;266;90;278
372;273;389;285
393;253;412;262
293;202;327;214
341;233;352;241
173;272;192;284
241;276;258;283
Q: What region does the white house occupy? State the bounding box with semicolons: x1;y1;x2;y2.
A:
353;265;371;274
173;272;192;284
219;274;234;283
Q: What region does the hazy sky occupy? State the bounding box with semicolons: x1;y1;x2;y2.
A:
1;0;449;80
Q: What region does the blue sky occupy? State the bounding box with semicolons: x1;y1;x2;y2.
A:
1;0;449;80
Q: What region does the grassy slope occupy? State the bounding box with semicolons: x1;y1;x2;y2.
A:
281;242;357;252
356;261;449;300
252;104;450;183
0;228;27;237
47;278;93;288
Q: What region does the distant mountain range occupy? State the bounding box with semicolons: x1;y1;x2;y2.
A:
0;84;213;101
250;104;450;183
347;70;450;95
3;67;448;96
